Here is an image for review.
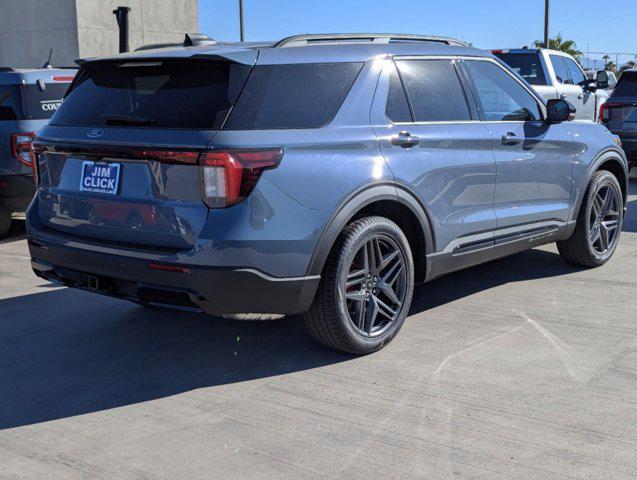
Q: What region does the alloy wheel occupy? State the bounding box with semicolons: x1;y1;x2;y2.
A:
589;184;620;255
343;234;407;337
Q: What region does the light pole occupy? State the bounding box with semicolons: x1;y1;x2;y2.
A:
239;0;245;42
544;0;550;49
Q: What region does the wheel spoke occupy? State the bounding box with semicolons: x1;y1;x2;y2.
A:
600;224;610;251
379;249;399;271
377;280;401;306
602;219;619;232
590;226;601;245
346;269;367;288
602;188;613;215
375;296;398;320
364;297;379;334
592;193;603;217
355;297;367;329
346;290;367;302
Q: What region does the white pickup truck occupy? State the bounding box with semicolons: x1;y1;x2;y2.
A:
493;48;608;122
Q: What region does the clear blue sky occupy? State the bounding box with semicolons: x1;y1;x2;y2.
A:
198;0;637;66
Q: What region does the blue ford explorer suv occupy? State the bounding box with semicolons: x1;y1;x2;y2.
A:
27;34;628;354
0;67;75;237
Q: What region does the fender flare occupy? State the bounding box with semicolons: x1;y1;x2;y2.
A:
571;148;628;224
306;182;435;277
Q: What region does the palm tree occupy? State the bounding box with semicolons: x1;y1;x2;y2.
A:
533;33;583;59
605;61;617;72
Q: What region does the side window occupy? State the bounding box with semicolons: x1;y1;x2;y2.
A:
395;59;471;122
550;55;571;84
564;58;585;85
385;66;412;123
464;60;543;122
0;86;21;121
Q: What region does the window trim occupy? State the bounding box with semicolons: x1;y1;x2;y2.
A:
384;55;480;126
460;57;547;123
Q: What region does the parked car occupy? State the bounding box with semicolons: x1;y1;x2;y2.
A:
600;69;637;170
587;69;617;92
493;48;608;121
27;33;628;354
0;67;75;237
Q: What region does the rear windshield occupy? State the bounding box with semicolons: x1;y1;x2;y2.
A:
494;53;547;86
0;83;69;121
613;72;637;97
224;62;363;130
52;60;250;130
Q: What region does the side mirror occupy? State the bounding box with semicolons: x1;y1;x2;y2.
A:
579;78;598;93
546;99;576;123
597;71;609;89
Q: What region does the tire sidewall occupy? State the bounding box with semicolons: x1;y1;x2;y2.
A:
334;219;414;352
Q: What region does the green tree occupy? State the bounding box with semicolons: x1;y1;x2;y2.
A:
533;33;583;59
605;61;617;72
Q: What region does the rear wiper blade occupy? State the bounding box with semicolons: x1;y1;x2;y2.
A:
101;114;156;126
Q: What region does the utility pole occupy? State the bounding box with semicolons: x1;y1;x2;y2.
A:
544;0;550;49
239;0;245;42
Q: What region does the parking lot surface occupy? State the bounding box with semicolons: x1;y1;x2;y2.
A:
0;176;636;479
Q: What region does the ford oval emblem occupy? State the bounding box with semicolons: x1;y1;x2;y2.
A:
86;129;104;138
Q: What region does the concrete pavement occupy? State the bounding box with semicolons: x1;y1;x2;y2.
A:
0;176;636;479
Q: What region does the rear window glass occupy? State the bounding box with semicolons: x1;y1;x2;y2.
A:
52;60;249;129
21;83;70;120
494;53;547;86
0;86;21;121
224;62;363;130
614;72;637;97
395;59;471;122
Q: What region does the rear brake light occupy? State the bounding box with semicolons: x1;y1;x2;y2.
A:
52;75;75;82
199;149;283;208
11;132;36;167
599;102;632;123
491;49;509;54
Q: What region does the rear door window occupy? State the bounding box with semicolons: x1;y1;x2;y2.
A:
550;55;571;84
464;60;543;121
493;53;547;85
224;62;363;130
52;60;249;130
613;72;637;97
0;86;21;121
394;59;471;122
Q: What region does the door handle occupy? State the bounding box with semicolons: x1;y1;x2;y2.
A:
560;93;568;99
391;131;420;149
577;93;584;99
501;132;521;146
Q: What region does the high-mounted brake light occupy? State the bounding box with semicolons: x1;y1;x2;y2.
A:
199;149;283;208
11;132;36;167
52;75;75;82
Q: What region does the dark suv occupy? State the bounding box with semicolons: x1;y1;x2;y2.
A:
27;34;628;354
0;67;75;236
600;69;637;170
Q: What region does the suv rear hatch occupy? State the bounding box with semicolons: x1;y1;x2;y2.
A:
601;71;637;156
34;58;253;250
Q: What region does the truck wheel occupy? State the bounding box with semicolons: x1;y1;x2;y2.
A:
557;170;623;267
0;202;11;238
304;216;414;355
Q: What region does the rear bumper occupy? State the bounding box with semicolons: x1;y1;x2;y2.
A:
27;225;320;316
0;174;35;212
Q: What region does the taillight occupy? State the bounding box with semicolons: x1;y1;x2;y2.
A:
31;142;46;186
599;102;633;124
11;132;36;167
599;103;610;123
199;149;283;208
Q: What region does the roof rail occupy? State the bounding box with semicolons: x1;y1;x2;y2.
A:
273;33;468;48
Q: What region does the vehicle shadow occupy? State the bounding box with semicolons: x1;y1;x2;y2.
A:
0;289;351;430
0;218;26;245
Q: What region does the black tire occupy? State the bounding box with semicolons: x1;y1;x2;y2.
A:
304;216;414;355
557;170;623;267
0;202;11;239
